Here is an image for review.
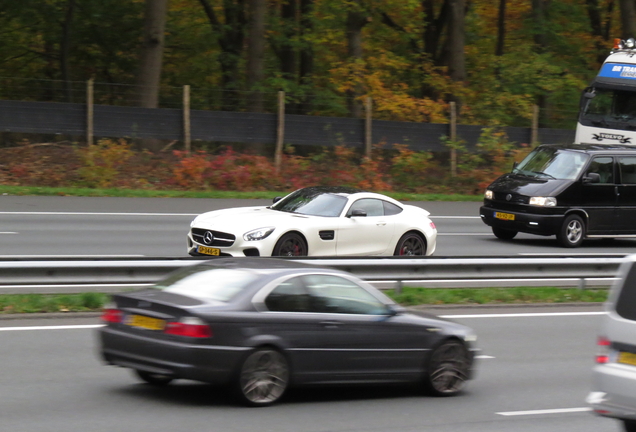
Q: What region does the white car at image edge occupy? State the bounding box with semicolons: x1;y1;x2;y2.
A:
187;186;437;257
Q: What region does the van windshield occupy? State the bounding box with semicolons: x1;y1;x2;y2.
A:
512;147;589;180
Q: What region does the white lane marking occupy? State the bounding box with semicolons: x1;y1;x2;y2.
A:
0;211;198;216
0;325;103;331
431;216;481;219
0;312;605;332
0;212;480;219
475;355;495;359
437;233;491;236
0;232;18;234
496;407;592;416
0;283;151;290
0;255;145;258
519;252;628;256
441;312;605;319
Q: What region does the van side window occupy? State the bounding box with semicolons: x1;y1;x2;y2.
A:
586;157;614;184
616;264;636;321
619;157;636;185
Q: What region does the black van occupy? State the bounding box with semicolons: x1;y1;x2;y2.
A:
480;143;636;247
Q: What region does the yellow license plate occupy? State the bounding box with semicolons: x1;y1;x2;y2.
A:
197;246;220;256
618;351;636;366
126;314;166;331
495;212;515;221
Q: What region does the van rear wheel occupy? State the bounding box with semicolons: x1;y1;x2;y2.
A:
492;227;517;240
557;214;585;248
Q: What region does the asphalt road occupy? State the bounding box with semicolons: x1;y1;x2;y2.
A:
0;305;618;432
1;195;636;257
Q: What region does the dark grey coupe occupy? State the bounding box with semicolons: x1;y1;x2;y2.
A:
98;258;478;406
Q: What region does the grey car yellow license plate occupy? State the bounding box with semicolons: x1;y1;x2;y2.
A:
126;314;166;331
618;351;636;366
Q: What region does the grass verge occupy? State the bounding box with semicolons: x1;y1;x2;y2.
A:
0;287;607;315
0;185;483;202
387;287;609;306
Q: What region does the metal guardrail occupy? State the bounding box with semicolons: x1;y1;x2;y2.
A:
0;256;627;294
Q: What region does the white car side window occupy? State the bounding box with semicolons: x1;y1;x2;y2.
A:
347;199;384;217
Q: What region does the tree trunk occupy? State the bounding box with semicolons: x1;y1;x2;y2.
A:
532;0;550;126
299;0;314;114
496;0;506;57
281;0;298;113
247;0;266;113
531;0;549;52
585;0;614;64
136;0;168;109
346;2;368;118
198;0;246;111
619;0;636;39
60;0;76;103
447;0;466;114
422;0;449;63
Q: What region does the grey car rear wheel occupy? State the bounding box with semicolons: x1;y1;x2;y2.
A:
394;232;426;256
236;348;289;407
623;419;636;432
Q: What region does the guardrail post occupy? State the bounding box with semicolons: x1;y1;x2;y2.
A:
395;280;403;295
578;278;586;290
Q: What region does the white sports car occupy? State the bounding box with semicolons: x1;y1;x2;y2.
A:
187;186;437;257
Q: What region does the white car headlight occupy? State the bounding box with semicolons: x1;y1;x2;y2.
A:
484;190;493;200
244;227;275;241
529;196;557;207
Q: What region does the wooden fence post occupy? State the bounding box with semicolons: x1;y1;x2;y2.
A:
86;78;94;146
183;85;191;155
365;96;372;159
275;91;285;175
531;104;539;145
450;101;457;178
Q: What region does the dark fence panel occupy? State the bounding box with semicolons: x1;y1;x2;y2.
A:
191;111;277;143
94;105;182;140
285;114;364;147
0;99;577;150
0;100;84;135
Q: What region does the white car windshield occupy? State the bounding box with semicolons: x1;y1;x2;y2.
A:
271;188;349;217
512;147;589;180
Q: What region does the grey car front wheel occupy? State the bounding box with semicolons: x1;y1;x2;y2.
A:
423;340;470;396
236;348;289;407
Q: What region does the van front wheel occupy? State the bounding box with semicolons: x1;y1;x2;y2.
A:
557;214;585;248
492;227;517;240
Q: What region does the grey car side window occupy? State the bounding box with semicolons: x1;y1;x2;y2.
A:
264;277;311;312
302;274;388;315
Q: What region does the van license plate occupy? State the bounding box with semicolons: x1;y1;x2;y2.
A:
618;351;636;366
495;212;515;221
197;246;220;256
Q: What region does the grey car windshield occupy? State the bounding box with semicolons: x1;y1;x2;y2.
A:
513;147;589;180
271;189;348;217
